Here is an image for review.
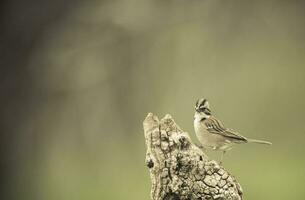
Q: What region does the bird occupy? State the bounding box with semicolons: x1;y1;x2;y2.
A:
194;98;271;163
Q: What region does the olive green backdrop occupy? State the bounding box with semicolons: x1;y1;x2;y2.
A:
1;0;305;199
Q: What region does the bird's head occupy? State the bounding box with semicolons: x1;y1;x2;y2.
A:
195;98;211;117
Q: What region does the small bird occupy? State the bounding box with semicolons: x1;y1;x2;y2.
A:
194;98;271;163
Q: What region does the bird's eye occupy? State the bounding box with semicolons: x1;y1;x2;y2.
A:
203;108;211;115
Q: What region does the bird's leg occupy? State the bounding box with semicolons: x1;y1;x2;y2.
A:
195;143;203;149
195;144;207;152
220;151;226;165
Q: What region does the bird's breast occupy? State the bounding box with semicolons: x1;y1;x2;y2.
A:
194;119;231;150
194;119;208;143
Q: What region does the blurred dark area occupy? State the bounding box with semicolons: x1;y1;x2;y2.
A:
1;1;305;200
0;0;82;199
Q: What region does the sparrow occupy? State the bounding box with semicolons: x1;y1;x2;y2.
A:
194;98;271;163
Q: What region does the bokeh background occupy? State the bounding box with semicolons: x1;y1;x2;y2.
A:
1;0;305;199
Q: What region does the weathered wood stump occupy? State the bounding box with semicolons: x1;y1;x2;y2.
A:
143;113;243;200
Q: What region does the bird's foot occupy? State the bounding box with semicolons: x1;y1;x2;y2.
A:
195;144;207;152
219;151;226;166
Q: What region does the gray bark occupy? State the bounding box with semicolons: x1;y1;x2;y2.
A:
143;113;243;200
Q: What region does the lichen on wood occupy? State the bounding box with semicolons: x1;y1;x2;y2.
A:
143;113;243;200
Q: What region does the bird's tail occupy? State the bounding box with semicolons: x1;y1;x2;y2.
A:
247;138;272;145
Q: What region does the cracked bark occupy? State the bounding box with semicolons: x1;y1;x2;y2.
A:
143;113;243;200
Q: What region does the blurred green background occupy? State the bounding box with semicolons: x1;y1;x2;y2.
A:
1;0;305;199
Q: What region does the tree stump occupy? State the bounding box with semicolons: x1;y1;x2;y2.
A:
143;113;243;200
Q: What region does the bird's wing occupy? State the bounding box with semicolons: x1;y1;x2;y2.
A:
204;117;247;142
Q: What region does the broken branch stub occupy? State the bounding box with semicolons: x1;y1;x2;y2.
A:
143;113;243;200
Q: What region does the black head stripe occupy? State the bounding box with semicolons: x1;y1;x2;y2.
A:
203;108;211;115
195;98;209;111
195;99;199;108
